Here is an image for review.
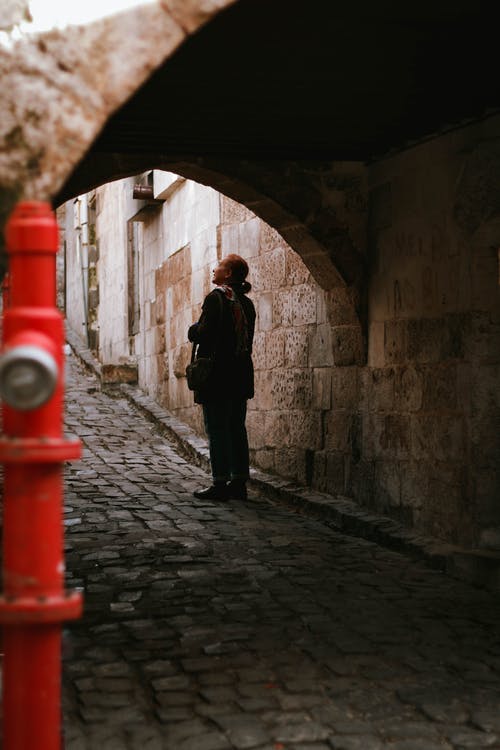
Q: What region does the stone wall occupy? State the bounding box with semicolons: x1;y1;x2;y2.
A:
359;128;500;547
62;137;500;550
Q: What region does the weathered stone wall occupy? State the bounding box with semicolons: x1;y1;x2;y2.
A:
63;199;87;343
359;127;500;547
62;130;500;551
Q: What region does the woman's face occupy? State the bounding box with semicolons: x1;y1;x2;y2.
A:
212;259;232;286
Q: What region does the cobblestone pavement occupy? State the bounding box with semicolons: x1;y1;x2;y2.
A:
62;352;500;750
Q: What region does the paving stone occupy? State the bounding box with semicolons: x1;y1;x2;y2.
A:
177;731;232;750
383;742;453;750
443;726;499;747
213;714;271;748
329;737;383;750
48;351;500;747
472;710;500;733
273;721;331;742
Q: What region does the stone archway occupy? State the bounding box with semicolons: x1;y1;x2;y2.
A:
0;0;238;266
56;153;368;365
1;0;367;362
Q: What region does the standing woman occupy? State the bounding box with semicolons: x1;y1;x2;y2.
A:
188;254;256;500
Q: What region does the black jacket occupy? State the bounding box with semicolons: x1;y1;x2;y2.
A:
188;286;256;403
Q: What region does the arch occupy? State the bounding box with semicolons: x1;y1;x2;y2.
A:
0;0;237;263
55;153;368;363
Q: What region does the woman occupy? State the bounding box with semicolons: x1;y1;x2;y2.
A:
188;254;256;500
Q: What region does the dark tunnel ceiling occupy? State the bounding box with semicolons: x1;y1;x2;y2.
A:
82;0;499;162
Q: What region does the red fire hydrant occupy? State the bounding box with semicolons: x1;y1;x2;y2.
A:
0;202;82;749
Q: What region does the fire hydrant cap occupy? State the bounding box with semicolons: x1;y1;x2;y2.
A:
0;344;58;410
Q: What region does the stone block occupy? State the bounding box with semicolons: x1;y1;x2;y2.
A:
274;447;304;481
253;370;273;411
191;268;207;306
374;461;401;509
416;463;474;546
363;413;410;459
264;410;291;448
471;246;500;310
172;276;191;311
365;367;395;412
154;324;166;355
220;222;239;256
347;459;375;506
325;287;359;326
221;195;253;225
249;255;267;293
290;283;317;326
246;411;267;450
257;292;273;331
265;328;285;368
259;221;289;254
252;331;266;370
384;320;407;364
270;369;293;409
470;363;500;417
288;409;323;450
368;321;385;367
456;363;472;415
399;460;427;510
264;246;287;289
407;315;464;363
285;249;310;285
172;343;191;378
312;450;327;492
308;323;334;367
380;414;411;459
325;451;345;495
316;290;328;324
285;326;309;366
411;414;465;462
252;448;275;472
155;291;166;325
324;411;353;452
332;325;365;366
478;526;500;551
422;364;458;410
144;327;156;357
332;366;359;410
101;363;138;385
394;365;423;412
169;313;183;349
312;368;332;410
473;467;500;525
271;368;312;410
238;217;261;259
274;290;292;327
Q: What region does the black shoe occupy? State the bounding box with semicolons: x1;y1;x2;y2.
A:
227;480;247;501
193;483;228;500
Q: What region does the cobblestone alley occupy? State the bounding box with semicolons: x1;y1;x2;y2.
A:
61;351;500;750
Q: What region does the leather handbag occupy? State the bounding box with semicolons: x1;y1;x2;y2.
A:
186;345;214;391
186;290;223;391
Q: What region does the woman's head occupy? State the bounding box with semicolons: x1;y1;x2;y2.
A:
212;254;251;291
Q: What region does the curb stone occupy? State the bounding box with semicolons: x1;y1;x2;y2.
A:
65;326;500;593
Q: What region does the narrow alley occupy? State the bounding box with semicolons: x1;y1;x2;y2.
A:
62;350;500;750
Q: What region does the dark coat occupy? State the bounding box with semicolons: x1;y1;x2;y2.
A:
188;286;256;404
